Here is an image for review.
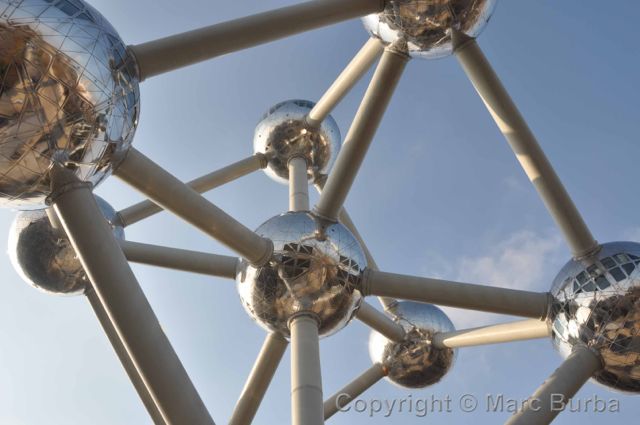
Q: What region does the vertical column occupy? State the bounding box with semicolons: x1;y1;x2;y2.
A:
290;315;324;425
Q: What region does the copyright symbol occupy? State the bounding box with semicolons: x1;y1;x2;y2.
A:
459;394;478;412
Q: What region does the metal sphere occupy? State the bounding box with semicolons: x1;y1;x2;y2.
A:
362;0;497;59
253;100;340;184
369;301;456;388
549;241;640;393
8;196;124;296
0;0;140;209
236;211;365;337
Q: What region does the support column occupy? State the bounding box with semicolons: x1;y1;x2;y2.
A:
453;33;598;258
505;346;602;425
50;168;214;425
229;333;288;425
290;314;324;425
289;157;310;212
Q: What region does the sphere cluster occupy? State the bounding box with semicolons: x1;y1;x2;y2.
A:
0;0;140;209
549;241;640;393
362;0;497;59
253;100;340;184
236;211;366;337
8;197;124;295
369;301;456;388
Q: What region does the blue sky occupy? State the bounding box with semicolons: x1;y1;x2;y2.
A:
1;0;639;424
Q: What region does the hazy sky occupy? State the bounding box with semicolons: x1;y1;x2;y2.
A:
0;1;639;424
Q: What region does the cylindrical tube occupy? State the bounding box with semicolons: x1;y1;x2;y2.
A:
315;48;408;221
433;319;550;349
505;346;602;425
453;33;598;258
130;0;384;80
229;333;288;425
323;363;386;419
86;289;166;425
115;148;272;266
356;302;405;342
307;38;384;127
119;240;239;279
290;315;324;425
51;171;214;425
289;157;310;212
365;270;550;319
118;154;266;227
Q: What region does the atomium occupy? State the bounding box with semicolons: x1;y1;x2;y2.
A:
549;241;640;393
0;0;140;209
253;99;340;184
363;0;497;58
0;0;637;423
369;301;456;388
8;196;124;295
236;211;366;337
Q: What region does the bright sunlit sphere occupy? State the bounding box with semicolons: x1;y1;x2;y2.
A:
0;0;140;209
362;0;497;59
253;100;340;184
236;211;366;337
369;301;456;388
550;241;640;393
8;197;124;295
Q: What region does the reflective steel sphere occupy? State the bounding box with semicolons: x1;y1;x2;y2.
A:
369;301;456;388
253;100;340;184
236;211;365;337
8;196;124;295
0;0;140;209
550;241;640;393
362;0;497;59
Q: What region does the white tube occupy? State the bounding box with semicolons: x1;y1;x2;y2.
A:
453;32;598;258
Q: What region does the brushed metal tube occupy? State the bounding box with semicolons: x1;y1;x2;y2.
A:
365;270;550;319
355;302;405;342
307;37;384;127
453;33;598;258
290;314;324;425
433;319;551;349
130;0;385;80
50;169;214;425
324;363;386;419
229;333;288;425
505;346;602;425
115;148;273;266
315;48;408;221
119;240;239;279
289;157;310;212
118;154;266;227
86;289;167;425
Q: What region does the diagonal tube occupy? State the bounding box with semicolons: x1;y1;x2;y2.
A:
306;37;384;127
355;302;405;342
324;364;386;420
453;32;598;258
85;289;166;425
314;47;409;221
364;270;551;319
229;333;289;425
433;319;550;349
130;0;385;80
50;168;214;425
314;176;397;310
119;240;239;279
290;315;324;425
118;154;266;227
114;148;272;266
505;346;602;425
